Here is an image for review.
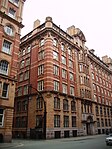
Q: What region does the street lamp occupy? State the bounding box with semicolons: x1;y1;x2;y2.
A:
29;84;46;139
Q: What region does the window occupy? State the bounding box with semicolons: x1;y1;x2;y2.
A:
80;76;83;84
95;105;99;115
62;69;67;79
64;116;69;127
71;101;76;111
62;84;67;94
69;72;74;81
37;97;43;109
53;39;58;46
53;51;58;60
38;50;44;60
17;101;21;112
0;108;4;127
61;56;66;65
9;0;19;6
69;60;73;68
2;40;12;54
27;46;31;53
61;44;65;51
23;85;28;95
40;39;44;46
19;73;23;82
38;65;44;75
22;49;25;56
100;106;102;115
105;119;108;127
21;116;27;128
97;118;100;127
70;86;74;96
20;60;24;68
63;99;69;111
93;94;97;102
0;60;8;75
36;115;42;128
24;71;29;80
22;100;27;111
54;81;59;91
38;80;44;91
92;73;94;79
54;115;60;127
104;107;106;116
68;47;72;56
53;65;59;76
93;84;96;91
2;83;9;98
18;87;22;96
4;25;13;36
8;8;16;18
15;117;21;128
72;116;76;127
79;64;83;72
54;97;60;109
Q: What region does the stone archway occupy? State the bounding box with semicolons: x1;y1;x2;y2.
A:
86;115;94;135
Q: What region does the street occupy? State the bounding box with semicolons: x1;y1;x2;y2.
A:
0;135;112;149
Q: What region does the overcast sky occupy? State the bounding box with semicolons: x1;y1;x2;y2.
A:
21;0;112;59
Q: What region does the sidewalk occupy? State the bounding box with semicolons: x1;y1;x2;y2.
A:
0;134;106;148
0;140;24;148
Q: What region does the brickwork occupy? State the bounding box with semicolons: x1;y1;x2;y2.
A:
13;17;112;140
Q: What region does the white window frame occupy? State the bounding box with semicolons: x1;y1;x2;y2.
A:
53;51;58;61
38;65;44;75
62;69;67;79
38;80;44;91
53;65;59;76
70;72;74;81
40;39;45;46
0;60;9;75
4;25;13;36
62;56;66;65
8;8;16;19
9;0;19;6
54;81;59;91
2;40;12;54
62;83;67;94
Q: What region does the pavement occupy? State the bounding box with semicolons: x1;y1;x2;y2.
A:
0;134;106;148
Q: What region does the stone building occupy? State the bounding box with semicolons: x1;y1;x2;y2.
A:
13;17;112;139
0;0;26;142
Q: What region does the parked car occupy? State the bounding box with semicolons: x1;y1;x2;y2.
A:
105;134;112;146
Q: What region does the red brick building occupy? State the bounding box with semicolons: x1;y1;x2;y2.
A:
13;17;112;139
0;0;26;142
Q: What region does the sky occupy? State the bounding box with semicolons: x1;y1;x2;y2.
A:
21;0;112;59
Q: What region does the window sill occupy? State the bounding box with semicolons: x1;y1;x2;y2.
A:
54;108;61;111
0;96;9;100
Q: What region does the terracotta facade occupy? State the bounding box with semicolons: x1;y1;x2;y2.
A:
13;17;112;139
0;0;25;142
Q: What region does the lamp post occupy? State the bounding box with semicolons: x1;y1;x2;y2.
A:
29;84;46;139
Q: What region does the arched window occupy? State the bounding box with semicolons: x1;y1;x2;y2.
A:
71;101;76;111
0;60;8;75
63;99;69;111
